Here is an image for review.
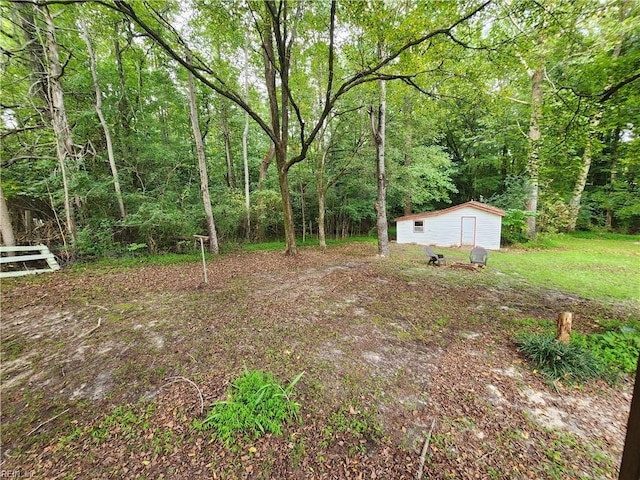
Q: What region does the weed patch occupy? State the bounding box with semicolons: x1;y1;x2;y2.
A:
194;368;304;446
573;328;640;374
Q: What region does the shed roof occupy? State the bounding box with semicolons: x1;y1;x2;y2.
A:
394;201;505;222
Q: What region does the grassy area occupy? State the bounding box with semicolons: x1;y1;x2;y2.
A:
392;233;639;302
490;234;639;301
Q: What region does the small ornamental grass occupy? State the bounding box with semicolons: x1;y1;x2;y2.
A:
516;334;612;385
194;368;304;446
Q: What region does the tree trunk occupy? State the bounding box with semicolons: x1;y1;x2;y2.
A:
80;20;126;219
188;66;219;254
300;181;306;243
259;144;275;186
0;185;16;247
318;187;327;248
370;80;390;257
403;150;412;216
606;124;621;230
555;312;573;344
41;4;77;251
619;356;640;480
567;112;603;231
277;156;297;255
525;66;544;240
220;101;235;188
262;5;296;255
242;30;251;237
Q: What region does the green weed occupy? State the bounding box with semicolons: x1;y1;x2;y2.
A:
322;404;385;444
193;368;304;446
573;328;640;374
91;403;154;443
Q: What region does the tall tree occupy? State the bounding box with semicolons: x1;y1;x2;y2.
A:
187;64;219;254
39;4;78;251
0;185;16;247
79;17;126;219
101;0;491;255
370;79;389;257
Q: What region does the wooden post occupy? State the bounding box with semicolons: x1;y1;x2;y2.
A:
194;235;208;284
556;312;573;344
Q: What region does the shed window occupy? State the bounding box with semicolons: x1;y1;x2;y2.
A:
413;220;424;233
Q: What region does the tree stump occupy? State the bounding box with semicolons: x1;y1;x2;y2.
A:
556;312;573;344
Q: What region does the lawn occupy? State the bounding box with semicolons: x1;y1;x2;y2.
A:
1;238;638;479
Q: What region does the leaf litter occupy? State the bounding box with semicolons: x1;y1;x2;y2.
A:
0;242;637;479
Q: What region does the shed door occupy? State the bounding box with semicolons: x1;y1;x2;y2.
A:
461;216;476;246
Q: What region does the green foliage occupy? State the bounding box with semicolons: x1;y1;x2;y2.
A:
193;369;304;446
538;194;574;233
516;334;611;384
91;403;154;443
573;329;640;374
500;209;533;245
322;404;385;445
76;218;122;258
488;175;531;210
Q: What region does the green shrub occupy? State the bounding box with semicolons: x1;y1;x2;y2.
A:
516;334;612;384
194;368;304;446
574;329;640;374
501;209;533;245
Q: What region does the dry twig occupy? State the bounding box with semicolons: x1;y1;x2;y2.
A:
84;317;102;337
160;376;205;415
417;419;436;480
27;408;70;436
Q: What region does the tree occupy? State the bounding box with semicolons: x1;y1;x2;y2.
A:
187;64;220;254
99;0;491;255
38;3;79;251
79;17;126;219
370;79;389;257
0;185;16;246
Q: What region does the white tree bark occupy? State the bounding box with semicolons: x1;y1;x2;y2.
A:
525;66;544;240
187;67;219;254
0;185;16;247
80;19;126;219
370;80;390;257
242;29;251;237
568;111;603;231
40;4;77;250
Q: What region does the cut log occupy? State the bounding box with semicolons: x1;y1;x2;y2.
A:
556;312;573;344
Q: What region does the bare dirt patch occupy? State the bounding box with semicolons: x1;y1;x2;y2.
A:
1;242;637;479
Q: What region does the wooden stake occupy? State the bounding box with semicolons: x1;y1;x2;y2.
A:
195;235;208;284
556;312;573;344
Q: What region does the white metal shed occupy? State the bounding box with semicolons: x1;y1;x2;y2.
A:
394;201;505;250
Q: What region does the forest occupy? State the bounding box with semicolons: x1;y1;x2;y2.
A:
1;0;639;259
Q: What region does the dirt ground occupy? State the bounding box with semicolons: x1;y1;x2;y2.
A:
1;242;637;479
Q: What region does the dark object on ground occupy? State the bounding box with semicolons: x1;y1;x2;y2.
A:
424;245;446;266
469;246;489;266
619;356;640;480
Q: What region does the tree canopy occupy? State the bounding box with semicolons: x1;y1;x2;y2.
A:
1;0;638;256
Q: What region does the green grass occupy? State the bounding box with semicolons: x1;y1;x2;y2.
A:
394;233;637;302
490;234;639;301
